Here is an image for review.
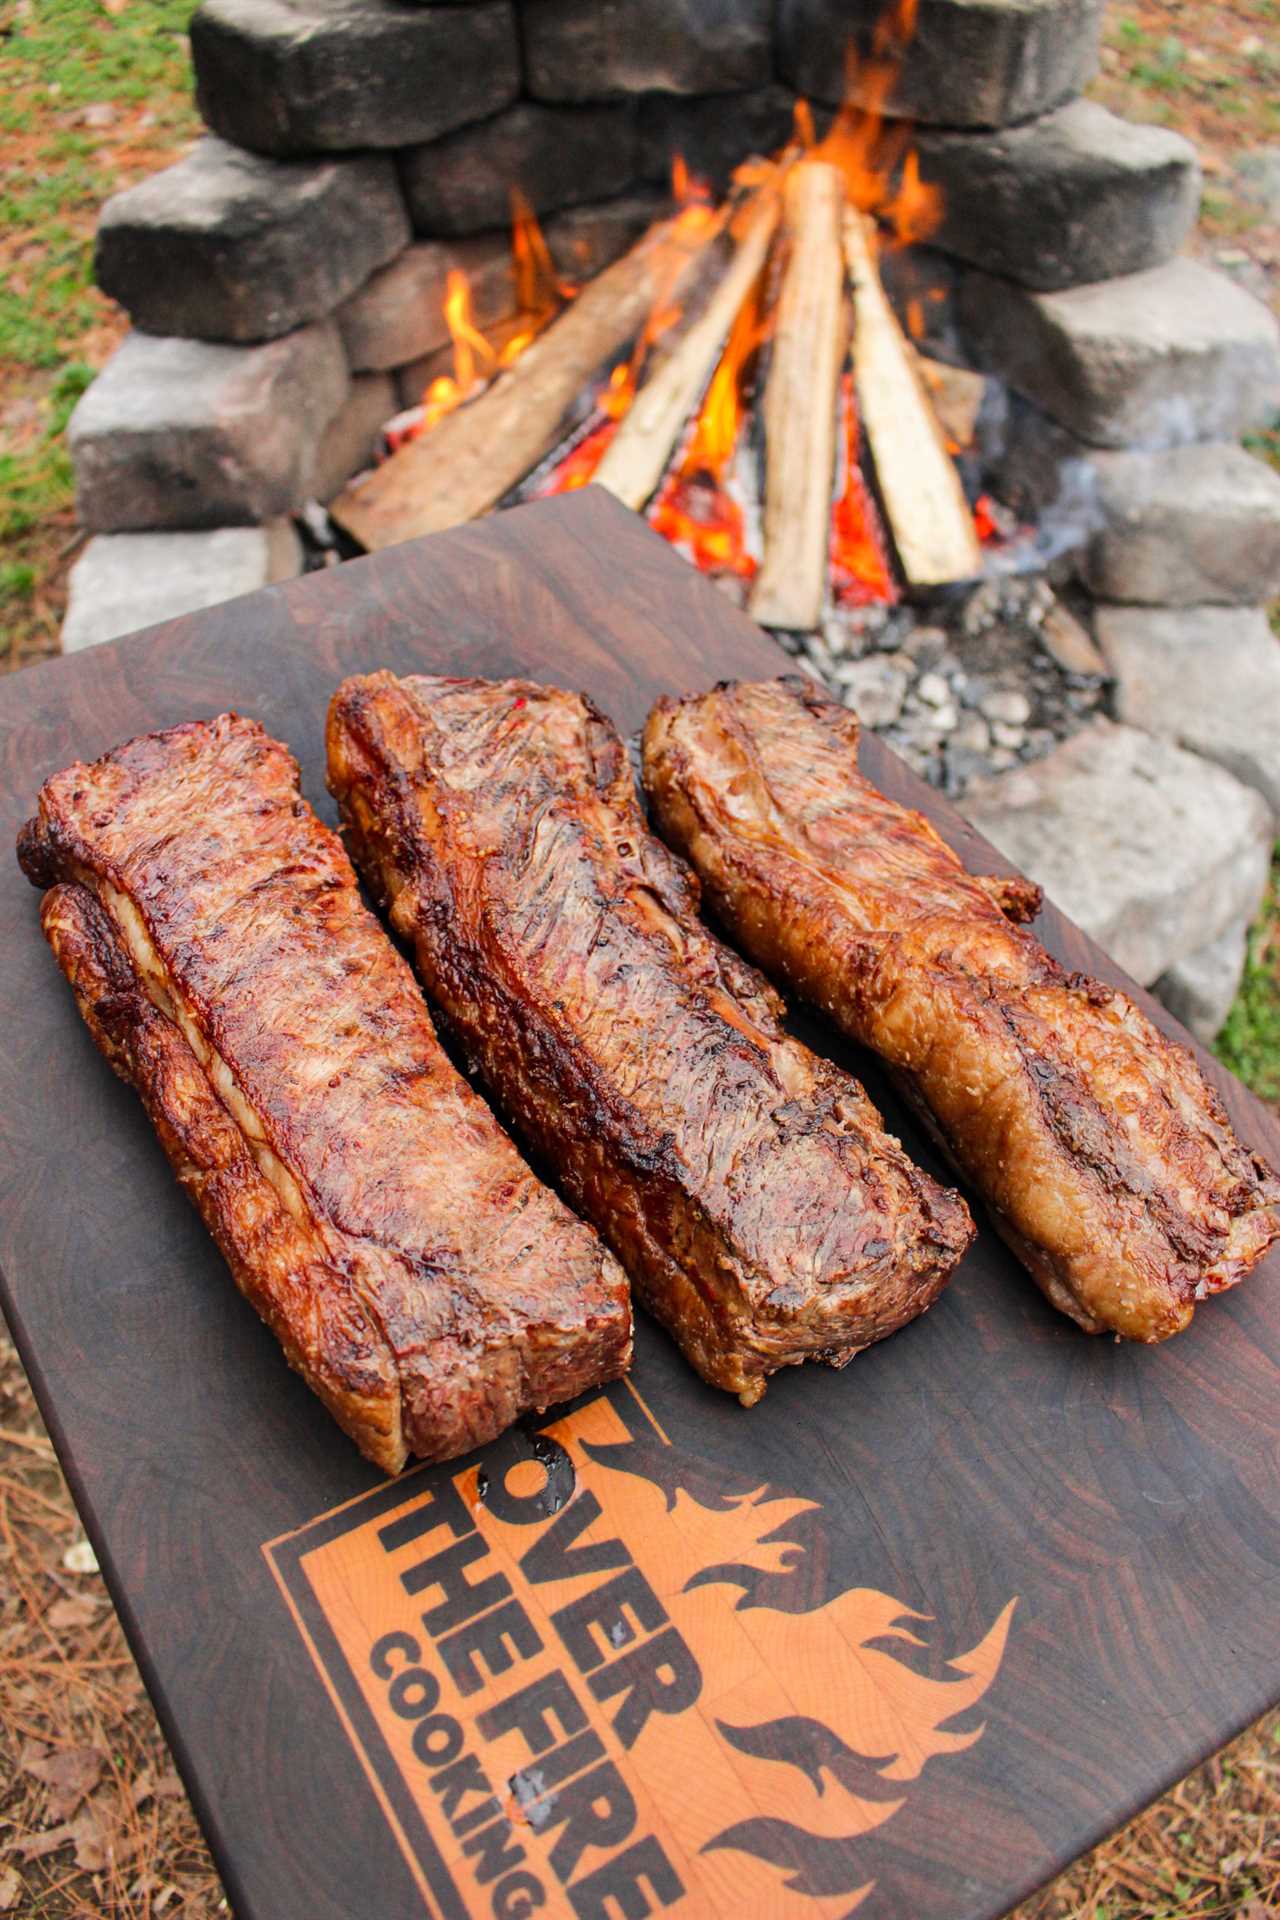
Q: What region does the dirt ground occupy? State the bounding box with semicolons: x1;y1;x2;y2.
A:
1;1;1279;1915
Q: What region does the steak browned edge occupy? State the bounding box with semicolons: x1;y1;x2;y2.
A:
642;675;1280;1341
326;672;973;1406
18;713;630;1471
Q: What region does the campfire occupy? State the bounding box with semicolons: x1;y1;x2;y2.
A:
332;0;1001;630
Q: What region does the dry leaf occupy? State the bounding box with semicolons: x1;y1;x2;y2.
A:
154;1769;187;1800
22;1745;105;1822
46;1594;100;1630
61;1535;99;1575
18;1803;111;1872
99;0;128;13
0;1868;22;1912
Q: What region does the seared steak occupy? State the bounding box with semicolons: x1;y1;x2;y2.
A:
326;673;973;1404
18;715;630;1470
642;675;1280;1340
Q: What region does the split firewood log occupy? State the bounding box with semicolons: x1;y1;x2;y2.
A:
592;187;783;512
331;201;739;551
843;208;981;589
747;162;847;632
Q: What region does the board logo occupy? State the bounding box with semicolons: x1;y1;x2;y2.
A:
265;1384;1015;1918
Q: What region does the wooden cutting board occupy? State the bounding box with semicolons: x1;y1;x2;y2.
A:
1;487;1276;1920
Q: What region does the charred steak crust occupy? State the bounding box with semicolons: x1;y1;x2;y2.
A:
641;675;1280;1342
326;672;973;1406
18;714;630;1471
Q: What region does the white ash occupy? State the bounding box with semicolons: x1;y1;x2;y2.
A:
758;571;1107;797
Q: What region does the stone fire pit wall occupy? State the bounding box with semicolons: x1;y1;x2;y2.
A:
65;0;1280;1039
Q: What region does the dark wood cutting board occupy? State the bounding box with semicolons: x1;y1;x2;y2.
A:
1;488;1277;1920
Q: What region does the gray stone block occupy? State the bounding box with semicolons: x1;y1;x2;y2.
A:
636;86;797;188
522;0;772;102
61;523;303;652
1082;444;1280;606
920;101;1199;291
1037;596;1107;676
191;0;520;157
544;193;668;280
960;258;1280;450
962;718;1273;984
1153;917;1250;1046
337;236;516;371
778;0;1103;128
1096;604;1280;813
68;324;349;532
310;371;396;501
400;101;638;235
94;137;409;344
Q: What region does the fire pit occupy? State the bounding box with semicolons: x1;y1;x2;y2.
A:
64;0;1280;1039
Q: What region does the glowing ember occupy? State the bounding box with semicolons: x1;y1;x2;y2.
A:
650;476;757;581
973;493;1000;543
831;373;898;606
538;415;619;496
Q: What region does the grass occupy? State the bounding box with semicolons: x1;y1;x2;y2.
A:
1092;0;1280;164
0;0;200;665
1217;844;1280;1103
0;1;1279;1915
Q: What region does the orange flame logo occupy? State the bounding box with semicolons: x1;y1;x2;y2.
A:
271;1384;1015;1918
489;1391;1016;1914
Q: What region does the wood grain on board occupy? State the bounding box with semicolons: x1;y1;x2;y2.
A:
0;488;1276;1920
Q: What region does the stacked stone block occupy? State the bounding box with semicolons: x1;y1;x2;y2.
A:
67;0;1280;1037
954;158;1280;1036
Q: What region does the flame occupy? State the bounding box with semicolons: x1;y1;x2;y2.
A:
672;150;713;214
511;187;557;316
809;0;942;250
418;268;495;431
880;146;944;248
831;373;898;606
647;260;767;580
399;193;579;439
537;173;724;498
387;0;965;620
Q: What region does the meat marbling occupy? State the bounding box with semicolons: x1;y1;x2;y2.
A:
18;714;631;1470
642;675;1280;1341
326;672;974;1404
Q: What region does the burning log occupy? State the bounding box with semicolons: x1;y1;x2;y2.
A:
592;189;782;512
842;208;981;589
747;162;847;633
330;202;731;551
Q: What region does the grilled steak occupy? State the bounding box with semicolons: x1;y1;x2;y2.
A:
642;675;1280;1341
18;715;630;1471
326;673;973;1405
